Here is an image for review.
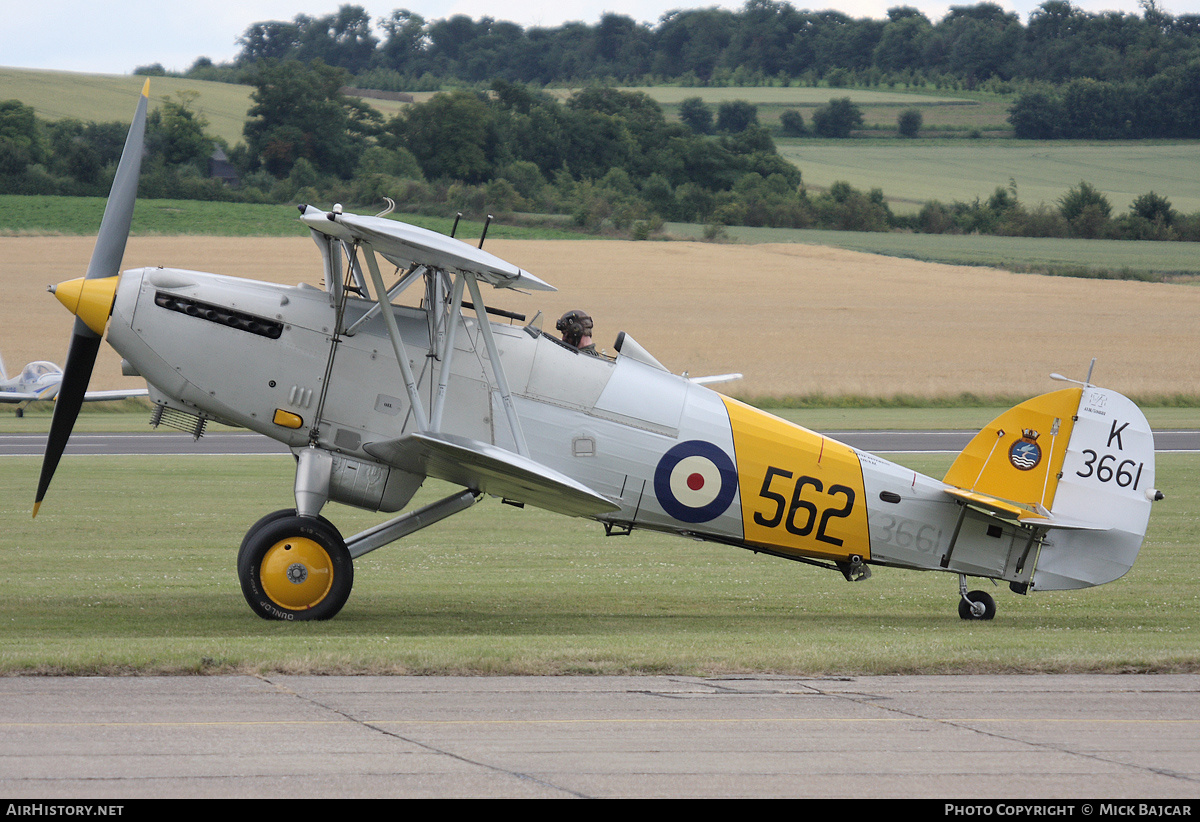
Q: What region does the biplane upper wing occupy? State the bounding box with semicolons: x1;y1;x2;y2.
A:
298;205;555;292
364;431;619;519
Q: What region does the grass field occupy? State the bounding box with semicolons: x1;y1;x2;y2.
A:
666;222;1200;279
5;67;1199;229
7;194;1200;284
1;451;1195;676
778;140;1200;215
0;195;584;240
0;67;253;146
630;85;1014;136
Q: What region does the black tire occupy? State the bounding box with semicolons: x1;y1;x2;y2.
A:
958;589;996;621
238;512;353;621
237;509;337;576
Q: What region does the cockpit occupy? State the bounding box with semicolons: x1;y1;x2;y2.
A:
20;362;58;383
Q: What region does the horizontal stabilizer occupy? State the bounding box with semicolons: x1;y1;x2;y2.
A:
690;373;743;385
299;206;555;292
364;432;619;519
943;487;1034;520
943;487;1107;531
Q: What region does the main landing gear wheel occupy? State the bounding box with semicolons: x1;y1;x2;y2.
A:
238;510;353;621
958;589;996;621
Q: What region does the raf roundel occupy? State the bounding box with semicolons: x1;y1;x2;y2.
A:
653;440;738;524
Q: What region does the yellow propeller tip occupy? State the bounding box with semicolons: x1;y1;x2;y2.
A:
141;78;150;97
32;501;41;519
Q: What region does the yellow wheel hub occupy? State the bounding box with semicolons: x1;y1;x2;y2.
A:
260;537;335;611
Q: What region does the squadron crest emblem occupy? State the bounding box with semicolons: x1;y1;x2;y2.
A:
1008;429;1042;471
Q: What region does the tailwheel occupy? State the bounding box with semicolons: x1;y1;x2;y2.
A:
958;589;996;621
238;510;353;621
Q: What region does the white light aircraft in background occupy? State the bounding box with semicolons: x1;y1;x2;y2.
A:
1;352;146;416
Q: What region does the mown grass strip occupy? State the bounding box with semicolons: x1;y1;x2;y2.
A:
1;453;1195;676
0;195;588;239
668;221;1200;280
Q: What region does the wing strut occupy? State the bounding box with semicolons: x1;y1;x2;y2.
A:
429;273;466;432
344;263;425;337
361;241;429;433
463;271;528;457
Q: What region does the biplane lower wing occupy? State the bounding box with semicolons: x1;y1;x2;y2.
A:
364;432;620;519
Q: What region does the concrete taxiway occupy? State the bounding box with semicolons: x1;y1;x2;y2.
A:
2;674;1198;798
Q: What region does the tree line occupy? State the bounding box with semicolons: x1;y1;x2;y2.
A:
6;69;1198;247
7;2;1200;245
147;1;1200;141
197;0;1199;91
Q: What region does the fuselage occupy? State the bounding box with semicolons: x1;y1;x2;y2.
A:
0;362;62;399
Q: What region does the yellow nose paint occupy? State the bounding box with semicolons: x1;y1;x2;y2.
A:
52;276;119;336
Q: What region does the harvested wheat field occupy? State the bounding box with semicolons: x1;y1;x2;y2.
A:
3;235;1198;401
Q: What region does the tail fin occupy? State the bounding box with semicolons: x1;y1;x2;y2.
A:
944;387;1081;515
944;385;1158;590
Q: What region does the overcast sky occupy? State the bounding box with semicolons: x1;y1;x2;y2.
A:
6;0;1198;75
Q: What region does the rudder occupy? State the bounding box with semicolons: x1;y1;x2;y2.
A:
944;385;1158;590
1033;385;1158;589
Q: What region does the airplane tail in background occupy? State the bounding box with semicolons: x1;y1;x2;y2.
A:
943;383;1158;590
0;350;7;381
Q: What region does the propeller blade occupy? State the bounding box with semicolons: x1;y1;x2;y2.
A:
33;80;149;517
86;79;149;284
33;329;102;517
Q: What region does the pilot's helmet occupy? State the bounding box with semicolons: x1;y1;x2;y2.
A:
556;310;593;346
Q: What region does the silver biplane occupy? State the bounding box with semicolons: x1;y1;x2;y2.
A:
35;83;1164;621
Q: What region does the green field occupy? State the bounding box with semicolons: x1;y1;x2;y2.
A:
665;221;1200;279
2;448;1195;676
0;67;252;146
4;193;1200;281
5;67;1199;228
778;139;1200;215
627;85;1014;136
0;195;584;240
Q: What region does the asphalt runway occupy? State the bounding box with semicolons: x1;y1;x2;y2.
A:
2;429;1198;456
2;674;1198;799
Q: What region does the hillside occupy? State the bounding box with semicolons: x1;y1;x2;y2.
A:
0;67;252;146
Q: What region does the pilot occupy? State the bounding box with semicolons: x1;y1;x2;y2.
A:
556;310;597;355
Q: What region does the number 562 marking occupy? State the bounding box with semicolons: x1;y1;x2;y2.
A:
753;466;855;546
